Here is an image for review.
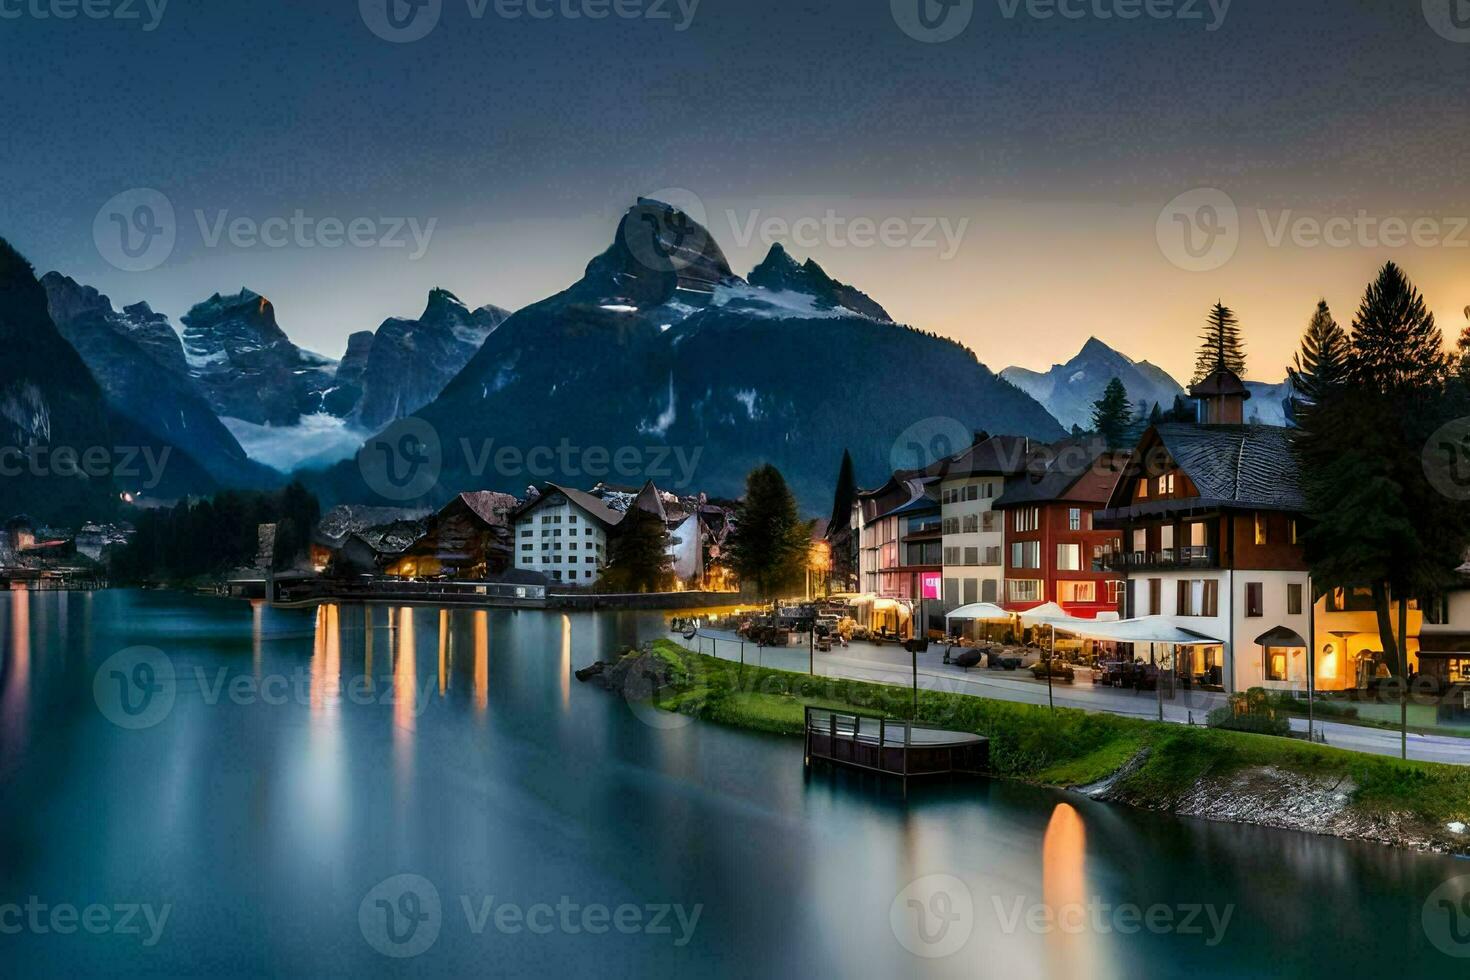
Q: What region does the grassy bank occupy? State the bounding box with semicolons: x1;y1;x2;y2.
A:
641;640;1470;847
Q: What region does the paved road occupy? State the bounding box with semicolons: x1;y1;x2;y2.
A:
682;629;1470;765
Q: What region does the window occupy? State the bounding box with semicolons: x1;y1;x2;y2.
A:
1246;582;1264;618
1126;580;1137;618
982;512;999;533
1107;580;1125;606
982;579;999;603
1177;579;1219;617
983;546;1002;566
1148;578;1162;616
1132;529;1147;554
1068;508;1082;531
1287;583;1303;616
1189;522;1207;547
1056;544;1081;571
1137;480;1148;499
1008;579;1043;603
1058;580;1095;604
1011;541;1040;569
1254;515;1268;545
1157;474;1173;496
944;577;959;607
963;515;979;533
963;578;978;604
964;547;979;566
1289;519;1299;545
1265;647;1289;682
966;485;979;502
1013;508;1039;532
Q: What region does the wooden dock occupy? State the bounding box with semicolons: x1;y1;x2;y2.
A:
803;707;988;781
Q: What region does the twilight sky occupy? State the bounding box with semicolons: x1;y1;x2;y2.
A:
3;0;1470;382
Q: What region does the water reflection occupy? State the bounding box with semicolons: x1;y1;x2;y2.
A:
1042;802;1091;977
2;588;31;775
560;613;572;710
473;610;488;718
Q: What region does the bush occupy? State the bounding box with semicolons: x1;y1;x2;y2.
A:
1207;687;1292;737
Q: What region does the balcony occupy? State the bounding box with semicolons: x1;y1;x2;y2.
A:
1095;546;1216;572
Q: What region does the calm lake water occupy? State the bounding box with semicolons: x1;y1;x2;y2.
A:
1;589;1468;977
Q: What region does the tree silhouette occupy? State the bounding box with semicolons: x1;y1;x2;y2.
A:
1288;300;1349;412
1193;301;1246;383
600;507;673;593
726;464;811;599
1090;377;1132;450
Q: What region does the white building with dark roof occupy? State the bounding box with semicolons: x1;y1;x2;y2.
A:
511;485;623;585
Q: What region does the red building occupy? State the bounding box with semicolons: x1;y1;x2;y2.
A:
994;439;1126;620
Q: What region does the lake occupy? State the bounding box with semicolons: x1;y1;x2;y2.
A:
1;589;1467;977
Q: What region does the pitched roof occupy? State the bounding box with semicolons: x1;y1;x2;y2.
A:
1190;368;1251;399
942;435;1034;479
630;480;668;523
454;491;520;525
1146;423;1304;512
515;484;625;528
994;436;1117;507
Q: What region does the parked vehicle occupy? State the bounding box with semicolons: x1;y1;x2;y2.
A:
1030;661;1076;684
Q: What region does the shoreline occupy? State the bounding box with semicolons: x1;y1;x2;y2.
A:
602;639;1470;855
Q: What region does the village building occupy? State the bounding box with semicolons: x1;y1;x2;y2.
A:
512;484;623;585
385;492;518;580
938;435;1030;611
994;437;1125;621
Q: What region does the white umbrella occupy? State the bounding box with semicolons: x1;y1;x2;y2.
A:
944;602;1013;624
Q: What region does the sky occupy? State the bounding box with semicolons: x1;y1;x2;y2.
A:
3;0;1470;382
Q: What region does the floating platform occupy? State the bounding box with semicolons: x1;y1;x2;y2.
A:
803;708;988;781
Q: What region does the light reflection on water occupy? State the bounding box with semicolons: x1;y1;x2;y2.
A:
0;591;1466;978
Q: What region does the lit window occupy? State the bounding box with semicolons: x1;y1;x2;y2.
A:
1254;515;1267;545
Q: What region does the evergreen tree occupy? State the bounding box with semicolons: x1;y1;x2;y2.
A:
828;449;857;534
600;507;673;593
1288;300;1349;408
1193;301;1247;383
1297;263;1466;675
1349;262;1450;394
725;464;811;599
1456;312;1470;387
1090;377;1132;450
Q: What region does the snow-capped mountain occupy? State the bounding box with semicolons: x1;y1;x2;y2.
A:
1003;337;1296;431
344;288;510;430
1001;337;1186;431
180;288;338;427
41;273;272;490
312;198;1064;510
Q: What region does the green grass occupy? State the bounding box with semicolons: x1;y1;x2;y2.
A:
638;639;1470;837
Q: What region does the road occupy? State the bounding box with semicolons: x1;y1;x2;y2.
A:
683;628;1470;765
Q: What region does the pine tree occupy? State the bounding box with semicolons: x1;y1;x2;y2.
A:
1193;301;1246;383
828;449;856;534
1298;263;1467;676
1349;262;1449;395
1288;300;1349;410
600;507;672;593
725;464;811;599
1090;377;1131;450
1456;314;1470;387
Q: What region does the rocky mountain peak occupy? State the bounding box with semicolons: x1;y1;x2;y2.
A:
747;243;893;322
581;198;740;308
